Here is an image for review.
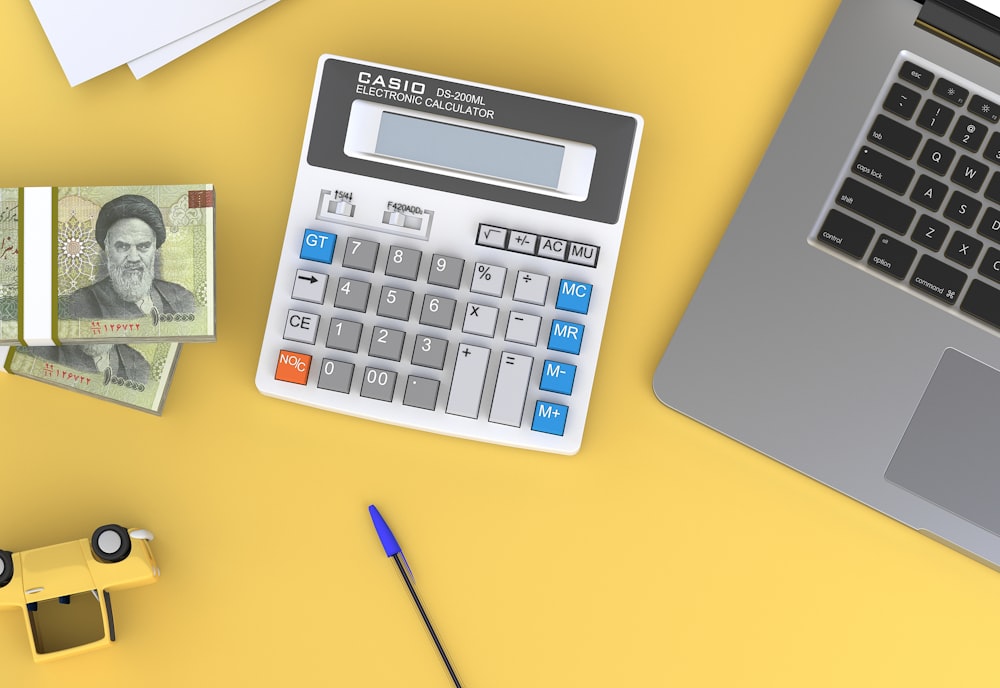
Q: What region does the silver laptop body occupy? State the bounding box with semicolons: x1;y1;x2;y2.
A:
654;0;1000;569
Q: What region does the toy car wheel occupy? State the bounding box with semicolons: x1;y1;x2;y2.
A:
91;525;132;563
0;550;12;588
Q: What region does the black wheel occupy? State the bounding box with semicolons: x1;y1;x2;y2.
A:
0;550;12;588
91;525;131;563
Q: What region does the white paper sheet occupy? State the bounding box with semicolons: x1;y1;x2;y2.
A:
28;0;266;86
127;0;282;79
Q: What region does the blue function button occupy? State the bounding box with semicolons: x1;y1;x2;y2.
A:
532;400;569;436
555;279;593;314
547;320;585;355
300;229;337;264
539;360;577;395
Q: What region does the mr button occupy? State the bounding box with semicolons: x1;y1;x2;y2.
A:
275;350;312;385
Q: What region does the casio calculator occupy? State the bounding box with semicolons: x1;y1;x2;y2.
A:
255;55;642;454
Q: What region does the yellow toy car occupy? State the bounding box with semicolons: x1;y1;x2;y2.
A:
0;524;159;662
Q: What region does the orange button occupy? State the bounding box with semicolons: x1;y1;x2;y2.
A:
275;349;312;385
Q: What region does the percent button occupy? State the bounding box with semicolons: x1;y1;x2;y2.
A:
469;262;507;298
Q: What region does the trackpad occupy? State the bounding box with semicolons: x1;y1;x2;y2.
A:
886;348;1000;537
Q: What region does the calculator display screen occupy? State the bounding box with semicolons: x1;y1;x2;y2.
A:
374;112;565;189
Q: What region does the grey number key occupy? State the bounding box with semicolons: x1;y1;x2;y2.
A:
333;276;371;312
411;334;448;369
385;245;422;280
342;238;380;272
326;317;363;352
376;286;414;320
403;376;440;410
427;254;465;288
317;359;354;393
418;294;457;329
360;367;397;402
369;326;406;361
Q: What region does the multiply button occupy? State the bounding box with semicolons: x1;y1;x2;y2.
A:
300;229;336;264
555;279;592;314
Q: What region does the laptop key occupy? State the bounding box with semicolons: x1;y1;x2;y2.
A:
944;230;983;268
916;99;954;136
868;115;921;158
968;94;1000;124
899;61;934;89
961;279;1000;328
910;254;966;304
944;190;982;227
912;215;949;251
884;82;921;119
951;155;988;192
910;174;948;211
817;209;875;259
934;77;969;106
868;233;917;279
837;177;915;234
917;139;956;175
852;146;914;194
978;246;1000;284
950;115;988;152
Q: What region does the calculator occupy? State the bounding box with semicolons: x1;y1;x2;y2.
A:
255;55;642;454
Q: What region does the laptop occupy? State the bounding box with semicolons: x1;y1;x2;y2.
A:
653;0;1000;570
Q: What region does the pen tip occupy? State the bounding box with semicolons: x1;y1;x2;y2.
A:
368;504;402;557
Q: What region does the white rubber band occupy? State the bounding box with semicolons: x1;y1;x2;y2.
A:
22;187;55;346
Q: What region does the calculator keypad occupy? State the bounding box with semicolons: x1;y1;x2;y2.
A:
276;227;592;437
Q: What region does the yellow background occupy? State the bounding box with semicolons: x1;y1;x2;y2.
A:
2;0;997;685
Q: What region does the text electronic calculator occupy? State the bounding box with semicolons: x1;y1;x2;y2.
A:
255;55;642;454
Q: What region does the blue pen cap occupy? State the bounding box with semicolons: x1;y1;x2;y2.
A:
368;504;402;557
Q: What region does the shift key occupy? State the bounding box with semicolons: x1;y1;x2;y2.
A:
836;177;916;234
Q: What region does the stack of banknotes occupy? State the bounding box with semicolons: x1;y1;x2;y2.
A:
0;184;216;414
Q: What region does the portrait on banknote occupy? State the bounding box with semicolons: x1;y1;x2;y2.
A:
54;185;216;342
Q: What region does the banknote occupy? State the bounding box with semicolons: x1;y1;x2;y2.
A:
4;342;181;414
0;188;17;343
3;184;215;345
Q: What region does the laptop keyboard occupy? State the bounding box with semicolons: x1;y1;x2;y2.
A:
810;51;1000;332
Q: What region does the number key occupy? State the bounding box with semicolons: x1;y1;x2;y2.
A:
427;254;465;288
385;245;422;280
342;238;379;271
418;294;457;329
950;115;988;152
376;286;414;320
333;277;371;312
360;367;397;402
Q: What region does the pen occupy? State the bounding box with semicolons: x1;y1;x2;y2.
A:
368;504;463;688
